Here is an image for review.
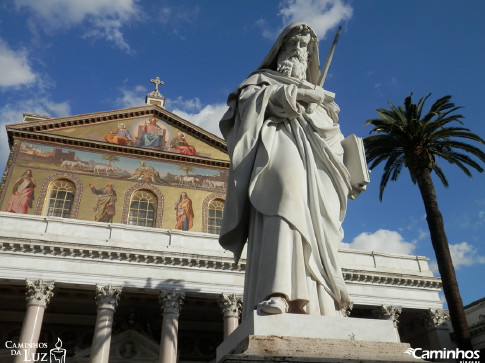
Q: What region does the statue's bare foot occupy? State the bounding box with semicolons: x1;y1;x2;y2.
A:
257;296;289;314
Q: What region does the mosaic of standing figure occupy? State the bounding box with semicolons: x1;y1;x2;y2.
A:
174;191;194;230
6;169;36;214
89;183;117;223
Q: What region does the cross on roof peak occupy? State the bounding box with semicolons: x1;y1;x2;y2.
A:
146;76;166;107
150;77;164;93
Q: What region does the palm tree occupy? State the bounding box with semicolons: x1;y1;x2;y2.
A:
364;93;485;350
102;154;119;167
178;165;195;176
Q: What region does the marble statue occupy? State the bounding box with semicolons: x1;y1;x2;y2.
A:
219;23;365;318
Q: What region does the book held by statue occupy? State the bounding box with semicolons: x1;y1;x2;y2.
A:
341;134;370;199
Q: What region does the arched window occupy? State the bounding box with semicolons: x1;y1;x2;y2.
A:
43;179;76;218
207;198;224;234
128;189;158;227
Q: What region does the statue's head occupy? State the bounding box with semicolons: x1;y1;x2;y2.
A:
258;23;320;84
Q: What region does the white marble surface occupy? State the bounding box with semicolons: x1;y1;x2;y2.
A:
0;212;442;308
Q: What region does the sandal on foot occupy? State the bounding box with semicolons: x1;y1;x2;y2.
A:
257;296;289;314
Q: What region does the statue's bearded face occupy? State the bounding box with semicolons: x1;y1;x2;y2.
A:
276;32;311;81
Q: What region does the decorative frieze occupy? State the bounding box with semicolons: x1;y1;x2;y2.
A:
218;293;242;318
421;308;450;329
95;285;122;311
374;305;402;327
159;289;185;314
25;279;55;307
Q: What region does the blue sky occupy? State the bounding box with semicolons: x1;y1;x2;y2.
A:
0;0;484;305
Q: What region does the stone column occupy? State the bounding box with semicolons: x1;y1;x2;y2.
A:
375;305;402;341
15;280;55;363
218;293;242;339
90;285;122;363
421;308;453;350
159;289;185;363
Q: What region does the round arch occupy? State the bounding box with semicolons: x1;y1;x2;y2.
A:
121;183;164;228
35;172;83;219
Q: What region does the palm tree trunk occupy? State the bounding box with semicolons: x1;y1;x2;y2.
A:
414;168;473;350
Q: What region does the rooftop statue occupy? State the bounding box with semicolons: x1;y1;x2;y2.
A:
219;22;367;318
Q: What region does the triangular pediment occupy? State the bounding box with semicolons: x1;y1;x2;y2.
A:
73;329;160;362
6;105;229;162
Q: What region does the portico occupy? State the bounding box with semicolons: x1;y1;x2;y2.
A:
0;211;449;361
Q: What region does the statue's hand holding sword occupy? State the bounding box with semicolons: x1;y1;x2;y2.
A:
306;26;341;114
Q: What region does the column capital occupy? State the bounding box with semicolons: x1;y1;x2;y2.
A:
218;293;242;318
25;280;55;307
95;285;123;311
159;289;185;314
374;305;402;327
421;308;450;329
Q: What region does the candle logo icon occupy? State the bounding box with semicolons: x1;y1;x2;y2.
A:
50;338;66;363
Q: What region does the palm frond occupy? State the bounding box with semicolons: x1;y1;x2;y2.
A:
432;163;449;187
433;140;485;163
378;151;405;201
364;93;485;200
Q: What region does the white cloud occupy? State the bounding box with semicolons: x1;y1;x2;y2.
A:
158;5;200;25
0;39;37;88
167;97;203;113
342;229;416;255
0;97;71;176
0;97;70;124
428;241;485;276
14;0;142;52
449;242;485;269
478;210;485;225
167;98;227;137
278;0;353;39
115;85;147;108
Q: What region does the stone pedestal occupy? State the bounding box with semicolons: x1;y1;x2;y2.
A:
216;311;416;363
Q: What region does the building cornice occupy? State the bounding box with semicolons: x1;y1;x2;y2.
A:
0;238;442;290
0;238;243;272
470;319;485;336
343;269;442;290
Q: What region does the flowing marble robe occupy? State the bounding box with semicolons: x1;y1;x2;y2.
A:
219;69;353;318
